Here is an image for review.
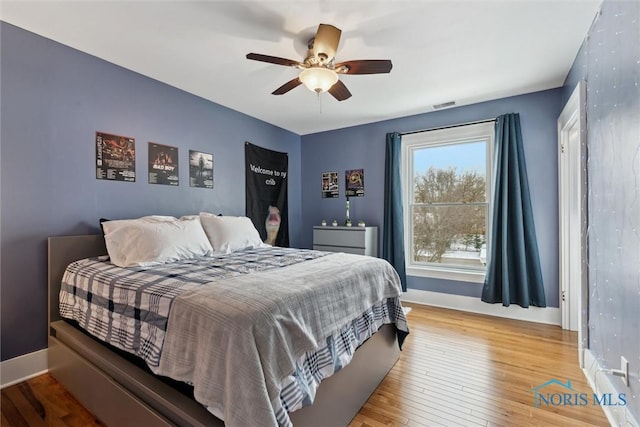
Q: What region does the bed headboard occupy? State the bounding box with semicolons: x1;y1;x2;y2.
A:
48;235;107;328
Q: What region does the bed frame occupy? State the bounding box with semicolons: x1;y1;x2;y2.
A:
48;235;400;427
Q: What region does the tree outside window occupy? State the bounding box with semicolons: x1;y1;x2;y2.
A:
411;165;486;267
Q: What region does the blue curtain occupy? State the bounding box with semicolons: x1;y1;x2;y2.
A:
482;114;546;307
383;132;407;291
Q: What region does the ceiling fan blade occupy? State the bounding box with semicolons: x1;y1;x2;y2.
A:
272;78;302;95
328;80;352;101
313;24;342;62
335;60;393;74
246;53;301;67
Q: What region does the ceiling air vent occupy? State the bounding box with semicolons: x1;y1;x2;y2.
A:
433;101;456;109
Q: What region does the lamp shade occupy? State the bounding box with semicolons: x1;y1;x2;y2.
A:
299;67;339;93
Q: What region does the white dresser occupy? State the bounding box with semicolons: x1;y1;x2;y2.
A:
312;226;378;257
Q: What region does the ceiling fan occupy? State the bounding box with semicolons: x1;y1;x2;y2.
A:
246;24;392;101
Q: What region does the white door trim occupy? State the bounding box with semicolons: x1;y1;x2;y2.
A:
557;81;588;367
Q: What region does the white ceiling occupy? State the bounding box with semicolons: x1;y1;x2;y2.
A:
1;1;601;135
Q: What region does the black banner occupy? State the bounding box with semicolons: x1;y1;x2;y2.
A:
245;142;289;247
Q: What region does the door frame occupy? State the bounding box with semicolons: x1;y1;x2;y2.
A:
557;81;588;367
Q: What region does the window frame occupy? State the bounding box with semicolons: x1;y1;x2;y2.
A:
401;122;494;283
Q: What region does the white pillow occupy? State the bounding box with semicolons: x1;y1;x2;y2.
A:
199;212;266;254
102;216;213;267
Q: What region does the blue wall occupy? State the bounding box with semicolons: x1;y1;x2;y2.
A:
0;23;302;361
301;89;563;305
562;1;639;421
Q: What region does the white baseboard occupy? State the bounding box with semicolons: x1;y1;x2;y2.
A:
402;288;561;325
1;349;48;389
583;349;639;427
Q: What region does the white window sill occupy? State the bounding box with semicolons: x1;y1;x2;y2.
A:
407;266;486;283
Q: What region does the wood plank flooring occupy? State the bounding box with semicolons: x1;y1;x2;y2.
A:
1;374;104;427
349;303;608;427
1;304;608;426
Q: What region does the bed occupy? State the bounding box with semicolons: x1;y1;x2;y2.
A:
48;233;408;427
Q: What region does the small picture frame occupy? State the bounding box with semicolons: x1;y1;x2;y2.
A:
189;150;214;188
321;171;339;198
95;131;136;182
345;169;364;197
148;142;179;186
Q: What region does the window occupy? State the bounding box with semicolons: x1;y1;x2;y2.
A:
401;122;494;283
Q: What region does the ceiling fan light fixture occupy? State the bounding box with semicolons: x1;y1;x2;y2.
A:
299;67;338;93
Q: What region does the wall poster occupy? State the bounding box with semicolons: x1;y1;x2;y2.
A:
148;142;179;186
95;131;136;182
345;168;365;197
189;150;213;188
245;142;289;247
322;171;339;198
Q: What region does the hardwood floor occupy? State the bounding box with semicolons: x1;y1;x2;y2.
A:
1;304;608;427
349;303;608;427
1;374;104;427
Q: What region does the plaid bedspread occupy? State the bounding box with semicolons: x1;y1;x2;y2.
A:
59;247;329;367
59;247;409;427
276;297;406;424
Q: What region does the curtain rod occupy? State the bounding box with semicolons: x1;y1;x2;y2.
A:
400;118;496;136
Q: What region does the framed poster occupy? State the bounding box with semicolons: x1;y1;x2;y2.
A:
321;171;339;198
189;150;213;188
148;142;179;186
95;131;136;182
345;168;365;197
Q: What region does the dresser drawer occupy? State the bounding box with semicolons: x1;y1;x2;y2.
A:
312;226;378;257
313;228;367;248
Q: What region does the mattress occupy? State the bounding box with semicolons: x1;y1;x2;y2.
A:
59;247;409;427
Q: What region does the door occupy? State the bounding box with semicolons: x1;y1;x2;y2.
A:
557;81;587;366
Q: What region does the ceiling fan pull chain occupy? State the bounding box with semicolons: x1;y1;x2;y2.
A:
318;91;323;114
